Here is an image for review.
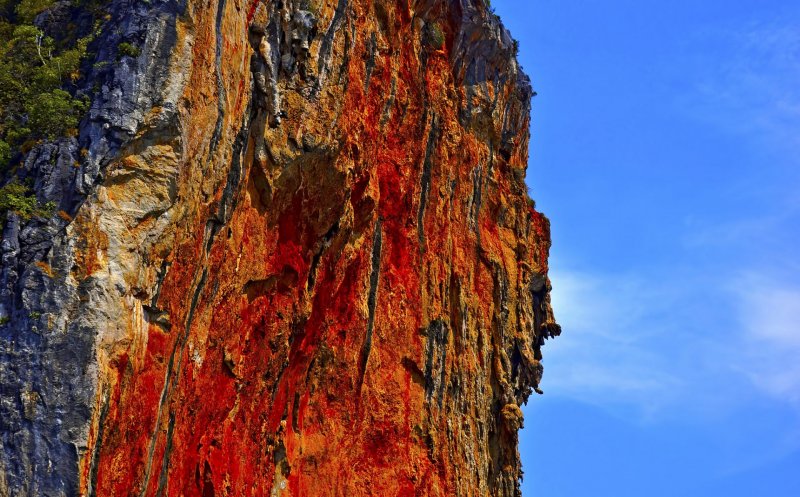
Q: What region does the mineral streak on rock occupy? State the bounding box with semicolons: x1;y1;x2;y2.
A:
0;0;559;495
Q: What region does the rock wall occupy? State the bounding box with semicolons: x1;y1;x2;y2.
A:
0;0;559;495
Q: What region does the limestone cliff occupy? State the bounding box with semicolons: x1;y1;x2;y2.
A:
0;0;559;495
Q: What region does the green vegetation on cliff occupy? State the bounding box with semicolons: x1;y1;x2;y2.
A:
0;0;98;172
0;180;55;221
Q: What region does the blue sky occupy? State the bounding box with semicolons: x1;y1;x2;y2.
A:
491;1;800;495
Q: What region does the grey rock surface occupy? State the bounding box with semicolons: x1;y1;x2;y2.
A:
0;1;188;494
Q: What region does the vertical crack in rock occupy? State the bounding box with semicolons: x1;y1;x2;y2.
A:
307;220;340;291
142;87;251;494
155;411;176;497
219;103;252;219
86;390;110;497
206;104;251;252
315;0;349;91
140;269;207;496
468;164;484;244
364;31;377;92
209;0;228;155
200;460;215;496
380;74;398;127
418;115;439;247
150;261;171;309
423;319;450;408
357;218;382;397
292;391;301;433
140;79;249;496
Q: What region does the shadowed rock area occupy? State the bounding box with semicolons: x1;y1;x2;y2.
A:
0;0;559;495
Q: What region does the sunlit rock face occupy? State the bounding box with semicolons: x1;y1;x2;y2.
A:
0;0;558;495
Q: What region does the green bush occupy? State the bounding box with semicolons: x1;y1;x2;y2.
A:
15;0;55;23
0;182;38;217
117;41;140;59
0;181;54;220
26;89;87;138
425;22;444;50
0;1;96;173
0;140;10;168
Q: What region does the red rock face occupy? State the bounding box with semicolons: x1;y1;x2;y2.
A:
0;1;557;496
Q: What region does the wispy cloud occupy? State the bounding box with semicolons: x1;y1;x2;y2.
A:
541;262;800;419
541;266;687;419
677;19;800;153
731;274;800;405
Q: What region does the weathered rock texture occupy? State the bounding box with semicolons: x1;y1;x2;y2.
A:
0;0;559;495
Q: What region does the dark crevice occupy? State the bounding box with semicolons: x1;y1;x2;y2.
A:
423;319;449;407
273;438;291;478
139;268;207;497
204;220;223;255
86;389;110;497
185;270;208;334
306;220;340;290
213;102;252;229
357;218;382;395
337;22;352;86
143;305;171;331
205;102;252;254
380;74;397;127
364;31;377;92
316;0;349;91
469;165;483;236
401;357;425;387
269;359;290;403
509;342;522;384
208;0;228;155
155;411;176;497
222;350;237;378
417;115;439;247
498;145;511;163
438;343;449;407
201;461;215;497
150;260;171;308
292;391;301;433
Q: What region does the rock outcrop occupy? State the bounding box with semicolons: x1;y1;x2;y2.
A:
0;0;559;495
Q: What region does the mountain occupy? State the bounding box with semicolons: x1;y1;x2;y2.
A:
0;1;558;495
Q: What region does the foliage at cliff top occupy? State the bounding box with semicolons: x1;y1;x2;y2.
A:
0;0;99;172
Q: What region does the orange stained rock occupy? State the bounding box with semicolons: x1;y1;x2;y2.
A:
66;1;560;496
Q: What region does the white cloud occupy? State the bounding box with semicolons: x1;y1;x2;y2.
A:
677;19;800;153
539;262;800;421
732;274;800;404
540;266;687;419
